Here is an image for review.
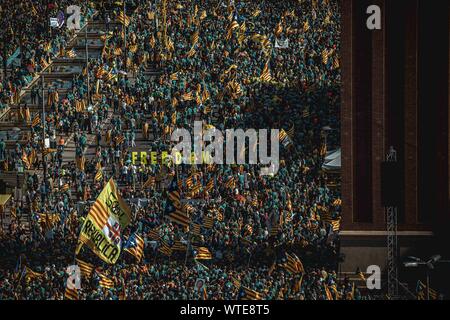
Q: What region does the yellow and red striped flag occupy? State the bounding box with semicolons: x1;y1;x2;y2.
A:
204;178;214;193
31;115;41;127
78;179;131;264
187;46;196;58
64;284;78;300
124;233;145;262
192;30;200;46
171;240;187;251
75;258;94;278
142;176;156;189
182;91;194;101
274;22;283;37
241;287;264;300
191;223;202;236
194;246;212;260
282;252;305;274
117;11;130;26
202;216;214;229
99;273;114;288
252;10;261;18
66;49;77;58
21;151;31;169
43;148;57;157
148;228;161;241
158;240;173;257
225;176;236;189
95;169;103;182
259;60;272;82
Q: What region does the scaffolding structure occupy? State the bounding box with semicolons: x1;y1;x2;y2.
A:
385;146;398;298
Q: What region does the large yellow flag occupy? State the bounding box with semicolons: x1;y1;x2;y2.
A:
77;179;131;264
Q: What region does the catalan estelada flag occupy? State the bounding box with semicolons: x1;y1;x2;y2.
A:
165;177;190;227
124;233;144;262
166;201;190;227
194;246;212;260
23;266;44;282
239;286;264;300
282;252;305;274
77;179;131;264
158;240;173;257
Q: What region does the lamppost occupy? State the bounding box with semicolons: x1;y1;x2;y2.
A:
41;76;47;199
404;255;442;300
321;126;333;151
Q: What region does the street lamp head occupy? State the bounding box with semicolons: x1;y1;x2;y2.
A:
406;256;422;262
429;255;441;263
424;255;442;270
404;262;419;268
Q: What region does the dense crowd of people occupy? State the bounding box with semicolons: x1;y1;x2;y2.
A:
0;0;361;300
0;0;98;115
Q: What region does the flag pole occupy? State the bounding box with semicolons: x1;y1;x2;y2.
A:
184;228;192;267
181;166;192;267
41;75;47;197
